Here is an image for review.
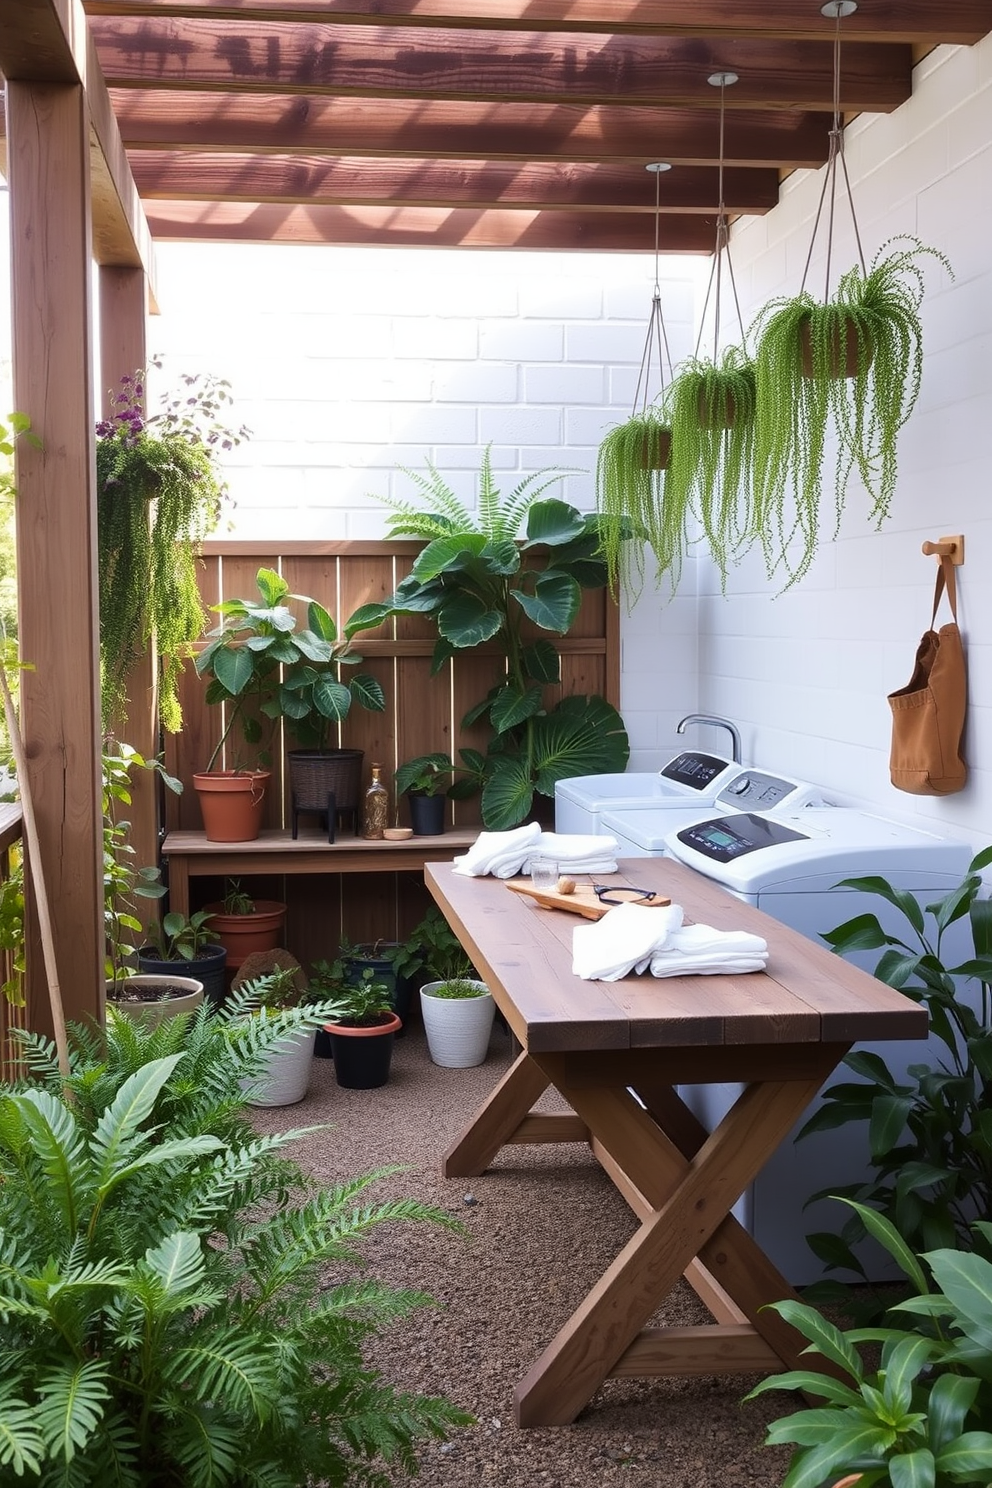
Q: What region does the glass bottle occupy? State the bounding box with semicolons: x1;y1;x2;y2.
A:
361;762;389;840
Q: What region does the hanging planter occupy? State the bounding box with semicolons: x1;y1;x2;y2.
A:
640;73;758;594
751;4;952;590
595;165;676;598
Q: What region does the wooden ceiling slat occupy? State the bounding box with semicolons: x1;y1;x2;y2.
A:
81;1;992;48
142;199;719;249
127;153;780;213
88;19;912;112
110;93;834;170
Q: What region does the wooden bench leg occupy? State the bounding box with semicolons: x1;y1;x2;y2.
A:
443;1051;551;1177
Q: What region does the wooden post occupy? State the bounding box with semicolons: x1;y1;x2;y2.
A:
8;80;104;1034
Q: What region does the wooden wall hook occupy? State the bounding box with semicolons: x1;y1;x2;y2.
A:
921;534;965;565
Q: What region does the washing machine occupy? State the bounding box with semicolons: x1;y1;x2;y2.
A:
553;750;740;836
599;766;826;856
652;805;975;1284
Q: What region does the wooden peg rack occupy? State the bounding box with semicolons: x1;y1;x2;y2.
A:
921;534;965;565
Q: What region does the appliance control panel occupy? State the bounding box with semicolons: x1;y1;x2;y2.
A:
714;769;822;814
675;811;809;864
659;751;732;792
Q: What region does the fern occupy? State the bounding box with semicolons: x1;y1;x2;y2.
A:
0;1006;473;1485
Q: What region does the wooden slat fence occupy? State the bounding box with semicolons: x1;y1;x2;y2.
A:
0;804;26;1079
162;540;619;964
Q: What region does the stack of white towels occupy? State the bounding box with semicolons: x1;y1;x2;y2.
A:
452;822;619;879
572;901;768;982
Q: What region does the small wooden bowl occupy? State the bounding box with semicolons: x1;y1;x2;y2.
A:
383;827;414;841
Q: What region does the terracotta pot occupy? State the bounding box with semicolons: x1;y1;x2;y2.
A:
323;1010;401;1088
697;386;737;429
193;769;270;842
202;899;287;970
799;316;874;379
639;427;672;470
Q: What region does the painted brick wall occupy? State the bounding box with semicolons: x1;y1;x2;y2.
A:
688;36;992;845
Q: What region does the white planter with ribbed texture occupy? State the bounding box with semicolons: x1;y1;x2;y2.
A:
244;1026;316;1106
420;979;494;1068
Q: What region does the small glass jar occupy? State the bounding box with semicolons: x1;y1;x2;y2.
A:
361;763;389;840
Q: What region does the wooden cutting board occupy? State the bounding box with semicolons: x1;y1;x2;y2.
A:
504;878;671;920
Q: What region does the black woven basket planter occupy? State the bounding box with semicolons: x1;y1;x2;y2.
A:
288;749;364;837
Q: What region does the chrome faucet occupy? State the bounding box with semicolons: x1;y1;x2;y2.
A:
676;713;742;765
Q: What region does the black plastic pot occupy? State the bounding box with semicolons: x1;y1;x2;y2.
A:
407;792;446;836
342;944;416;1035
136;942;228;1009
323;1011;401;1089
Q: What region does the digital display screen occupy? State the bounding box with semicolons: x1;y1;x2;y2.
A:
661;752;727;790
677;812;808;864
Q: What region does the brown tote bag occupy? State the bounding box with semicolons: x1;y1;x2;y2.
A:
888;554;967;795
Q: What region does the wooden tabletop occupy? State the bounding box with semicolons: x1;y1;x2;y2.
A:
425;857;927;1054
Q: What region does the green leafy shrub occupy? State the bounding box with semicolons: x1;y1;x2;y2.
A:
0;1002;472;1485
747;1201;992;1488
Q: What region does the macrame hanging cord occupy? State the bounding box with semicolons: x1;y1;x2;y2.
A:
800;0;868;297
693;70;748;362
631;163;675;417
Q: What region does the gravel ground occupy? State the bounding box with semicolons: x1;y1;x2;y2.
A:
250;1017;796;1488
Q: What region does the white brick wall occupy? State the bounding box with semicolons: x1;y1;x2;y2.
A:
692;35;992;846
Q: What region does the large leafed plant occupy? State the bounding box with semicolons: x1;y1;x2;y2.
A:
363;451;630;829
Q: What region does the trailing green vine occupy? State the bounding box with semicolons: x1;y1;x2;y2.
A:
595;406;673;598
96;367;249;732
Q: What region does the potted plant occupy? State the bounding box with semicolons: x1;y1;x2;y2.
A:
201;877;287;971
0;1006;471;1481
194;566;385;840
661;345;757;591
420;976;494;1068
316;963;402;1089
394;751;460;836
96;365;249;732
363;448;630;829
595;404;671;598
136;905;228;1008
751;235;953;589
392;904;477;988
231;953;327;1106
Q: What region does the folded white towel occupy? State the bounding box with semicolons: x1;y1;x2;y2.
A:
572;902;684;981
572;906;768;982
518;830;619;880
453;822;541;877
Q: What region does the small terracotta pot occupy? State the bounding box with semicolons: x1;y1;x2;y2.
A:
639;428;672;470
697;386;737;429
193;770;270;842
799;316;874;379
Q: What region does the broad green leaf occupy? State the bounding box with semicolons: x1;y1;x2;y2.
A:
349;673;385;712
512;570;581;633
924;1374;980;1454
35;1359;110;1462
889;1448;935;1488
934;1433;992;1476
841;1200;928;1292
481;759;535;831
437;591;502;648
479;537;521;574
254;567;289;606
311;675;352;721
832;876;926;935
11;1090;87;1233
209;644;254;696
767;1298;863;1378
880;1335;934;1415
345;601;393;635
821;913;893;953
305;599;337;642
530;696;629;795
143;1230;206;1296
523;498;587;548
411;533;487;582
779;1430;888;1488
490;684;543;734
291;628;334;663
91;1054;187;1187
924;1248;992;1349
869;1094;913;1158
745;1370;864;1408
521;638;561;684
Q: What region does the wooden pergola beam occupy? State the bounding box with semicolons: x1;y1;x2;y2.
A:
81;0;992;48
88;20;913;113
110;93;835;170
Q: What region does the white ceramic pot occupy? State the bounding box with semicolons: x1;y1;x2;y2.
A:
105;974;204;1031
420;979;494;1068
245;1025;317;1106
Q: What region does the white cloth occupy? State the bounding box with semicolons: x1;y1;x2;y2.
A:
453;825;620;879
452;822;541;877
572;905;768;982
518;831;619;879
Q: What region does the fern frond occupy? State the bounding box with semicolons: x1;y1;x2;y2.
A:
0;1382;44;1478
165;1327;282;1418
7;1090;90;1237
35;1358;111;1463
90;1054;186;1187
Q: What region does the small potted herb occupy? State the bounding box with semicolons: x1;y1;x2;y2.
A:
394;752;459;836
135;906;228;1009
419;976;494;1068
314;963;401;1089
201;877;287;972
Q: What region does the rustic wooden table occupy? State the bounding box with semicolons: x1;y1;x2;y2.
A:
425;857;927;1428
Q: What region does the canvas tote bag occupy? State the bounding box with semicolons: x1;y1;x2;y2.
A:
887;554;967;795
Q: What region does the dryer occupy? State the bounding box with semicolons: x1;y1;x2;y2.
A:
657;805;974;1284
600;766;825;856
553;750;738;836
